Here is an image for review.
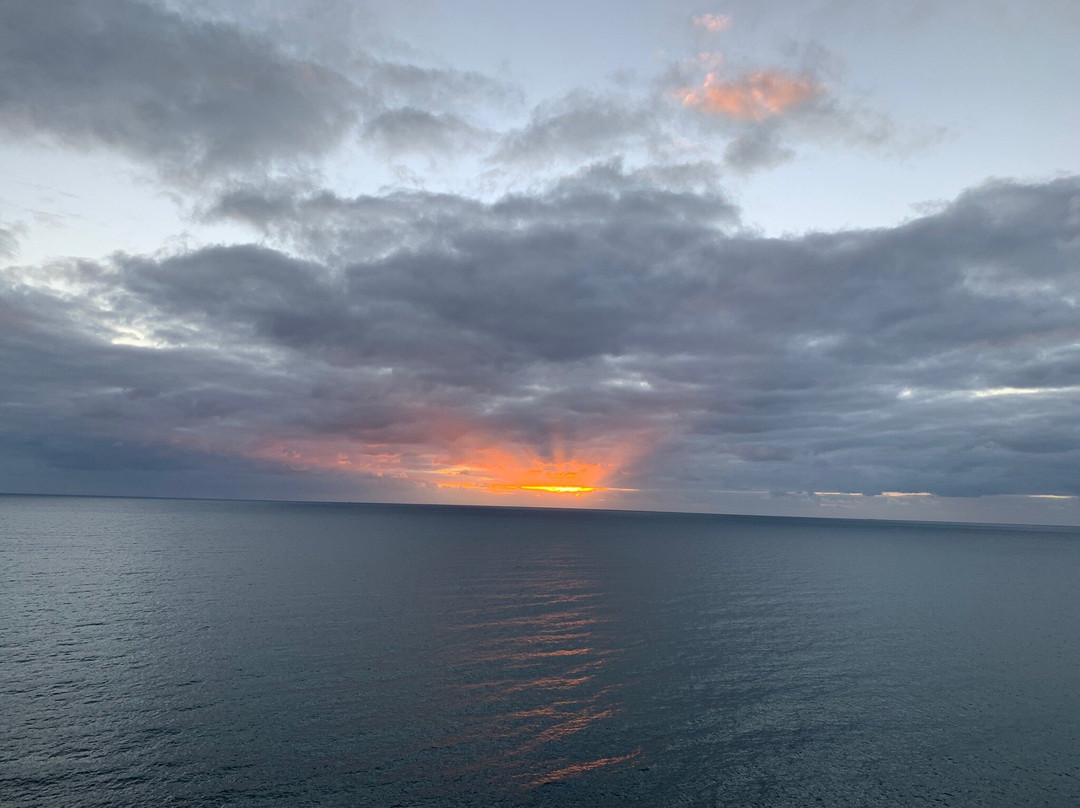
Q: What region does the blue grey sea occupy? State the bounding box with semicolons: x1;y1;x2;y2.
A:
2;495;1078;807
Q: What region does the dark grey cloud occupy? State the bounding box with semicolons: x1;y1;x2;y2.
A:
206;160;736;263
163;0;519;112
361;108;491;158
3;170;1078;504
0;222;23;258
0;0;929;190
492;91;665;168
356;57;516;113
0;0;359;179
722;123;795;173
0;0;515;181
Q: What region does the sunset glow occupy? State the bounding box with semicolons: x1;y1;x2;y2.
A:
5;3;1080;805
519;485;598;494
4;0;1068;525
239;433;641;500
431;444;633;496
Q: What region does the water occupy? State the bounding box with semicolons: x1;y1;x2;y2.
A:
2;496;1078;807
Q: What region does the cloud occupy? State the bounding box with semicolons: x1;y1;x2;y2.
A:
492;91;664;168
0;0;515;181
0;0;359;180
677;69;823;120
3;170;1078;505
722;123;795;172
0;0;923;191
361;108;492;158
0;222;24;258
356;57;517;113
661;42;916;172
206;160;736;263
692;13;733;33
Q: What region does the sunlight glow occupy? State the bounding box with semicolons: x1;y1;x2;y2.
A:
433;445;632;497
239;431;644;500
970;386;1078;398
519;485;598;494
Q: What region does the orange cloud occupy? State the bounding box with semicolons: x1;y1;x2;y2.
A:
692;13;732;33
677;69;822;120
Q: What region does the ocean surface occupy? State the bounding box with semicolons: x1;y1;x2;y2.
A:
2;496;1078;807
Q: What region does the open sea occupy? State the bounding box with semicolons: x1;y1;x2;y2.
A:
2;495;1078;807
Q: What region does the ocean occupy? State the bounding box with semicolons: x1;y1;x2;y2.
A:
2;495;1078;806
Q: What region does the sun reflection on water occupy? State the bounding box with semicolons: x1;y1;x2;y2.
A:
435;549;642;789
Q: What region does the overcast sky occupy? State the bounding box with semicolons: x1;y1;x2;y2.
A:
1;0;1078;524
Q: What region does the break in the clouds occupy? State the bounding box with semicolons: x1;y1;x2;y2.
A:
1;0;1078;523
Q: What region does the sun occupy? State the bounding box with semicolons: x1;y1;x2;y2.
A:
519;485;598;494
432;445;627;496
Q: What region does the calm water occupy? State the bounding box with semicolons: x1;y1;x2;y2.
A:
2;496;1078;807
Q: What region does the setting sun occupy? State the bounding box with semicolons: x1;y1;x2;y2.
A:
432;446;627;496
519;485;597;494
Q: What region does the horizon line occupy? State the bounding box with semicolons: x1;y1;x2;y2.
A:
2;490;1077;532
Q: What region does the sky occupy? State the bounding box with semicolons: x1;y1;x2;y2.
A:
1;0;1078;524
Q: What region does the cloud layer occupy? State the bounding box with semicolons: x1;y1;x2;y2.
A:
0;1;1076;519
0;0;912;184
3;168;1078;506
0;0;359;179
0;0;510;181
